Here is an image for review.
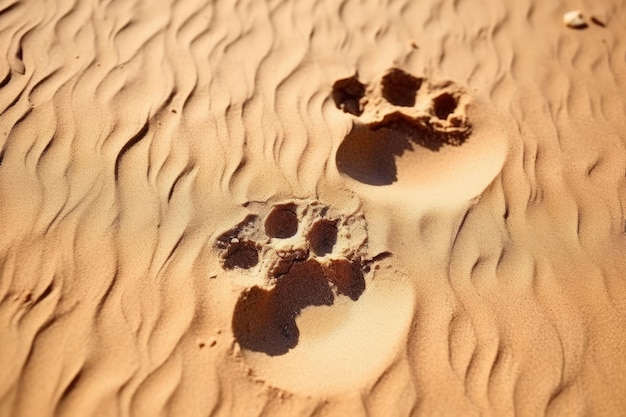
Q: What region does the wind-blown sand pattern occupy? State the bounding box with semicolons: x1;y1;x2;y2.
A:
1;0;626;415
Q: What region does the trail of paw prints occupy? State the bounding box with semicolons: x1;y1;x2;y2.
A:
215;201;384;356
333;68;472;185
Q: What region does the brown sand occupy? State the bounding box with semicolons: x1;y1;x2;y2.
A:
1;0;626;416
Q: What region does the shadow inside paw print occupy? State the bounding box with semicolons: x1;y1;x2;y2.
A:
380;68;422;107
336;118;468;185
233;258;365;356
333;68;471;186
234;260;333;356
332;76;366;116
216;203;368;356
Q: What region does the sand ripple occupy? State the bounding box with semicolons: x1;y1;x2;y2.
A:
1;0;626;416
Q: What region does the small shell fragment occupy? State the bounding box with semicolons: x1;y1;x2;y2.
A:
563;10;588;29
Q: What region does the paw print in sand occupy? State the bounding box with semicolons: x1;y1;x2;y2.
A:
216;201;378;356
333;68;472;186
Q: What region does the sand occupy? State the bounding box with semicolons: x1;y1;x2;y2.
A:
1;0;626;416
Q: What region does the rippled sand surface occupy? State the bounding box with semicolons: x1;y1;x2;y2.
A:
1;0;626;416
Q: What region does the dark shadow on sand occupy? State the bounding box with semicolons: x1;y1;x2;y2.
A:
232;258;365;356
335;117;469;186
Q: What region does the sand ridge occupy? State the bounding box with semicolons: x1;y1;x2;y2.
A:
1;0;626;416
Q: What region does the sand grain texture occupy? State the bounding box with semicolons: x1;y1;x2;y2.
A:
1;0;626;416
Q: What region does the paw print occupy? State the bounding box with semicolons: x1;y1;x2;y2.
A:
333;68;472;185
216;201;377;356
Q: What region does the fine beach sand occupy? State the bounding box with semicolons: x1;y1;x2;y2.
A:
1;0;626;416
